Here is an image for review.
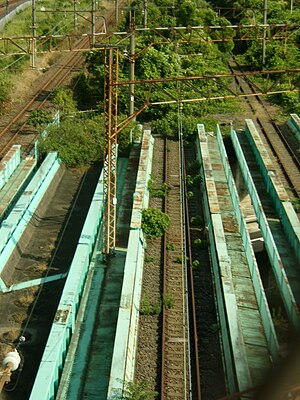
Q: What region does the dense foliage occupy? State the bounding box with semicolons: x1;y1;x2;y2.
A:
37;116;104;168
121;380;159;400
81;0;240;138
2;0;300;164
142;208;170;237
78;0;300;137
28;110;53;128
0;0;95;103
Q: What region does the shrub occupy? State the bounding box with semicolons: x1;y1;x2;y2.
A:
52;88;77;116
193;174;202;186
194;238;208;248
166;243;176;251
187;160;200;175
142;208;170;237
176;255;188;264
186;175;194;188
148;179;168;198
163;293;174;309
186;174;202;188
140;295;153;315
144;256;156;263
28;110;53;128
38;116;104;167
140;295;162;316
291;198;300;213
122;380;159;400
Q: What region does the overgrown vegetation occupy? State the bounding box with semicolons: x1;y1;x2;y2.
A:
30;86;139;166
121;379;159;400
141;208;170;237
37;115;104;167
194;238;208;249
3;0;300;165
140;294;162;315
291;198;300;213
0;0;94;103
80;0;300;135
28;110;53;128
140;293;174;315
52;88;77;117
148;177;168;198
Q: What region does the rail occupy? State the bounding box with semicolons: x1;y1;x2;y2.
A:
161;137;191;399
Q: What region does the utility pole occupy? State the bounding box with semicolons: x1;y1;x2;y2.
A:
129;8;135;116
31;0;36;68
143;0;147;29
262;0;267;68
92;0;96;46
74;0;77;27
5;0;9;15
115;0;118;25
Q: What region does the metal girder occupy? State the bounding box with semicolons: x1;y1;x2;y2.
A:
101;23;300;50
113;68;300;106
102;47;118;256
1;23;300;56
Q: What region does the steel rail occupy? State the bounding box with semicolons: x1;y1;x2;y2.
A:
183;148;201;400
228;59;300;197
161;136;167;398
0;49;84;157
161;137;191;399
0;4;119;158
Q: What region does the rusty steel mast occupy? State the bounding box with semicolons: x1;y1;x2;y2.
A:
103;47;118;256
1;3;300;256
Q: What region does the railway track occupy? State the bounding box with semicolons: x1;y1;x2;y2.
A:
161;137;190;399
184;142;227;399
0;49;86;158
0;1;122;158
0;0;24;18
135;137;201;400
229;59;300;197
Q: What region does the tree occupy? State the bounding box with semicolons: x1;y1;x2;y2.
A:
38;116;104;167
52;88;77;116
